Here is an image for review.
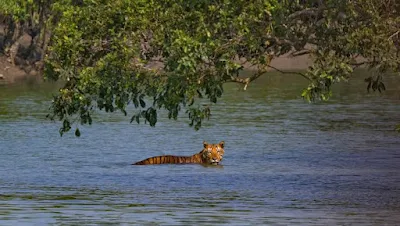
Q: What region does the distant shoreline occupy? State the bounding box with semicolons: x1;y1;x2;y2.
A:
0;53;313;85
0;54;42;85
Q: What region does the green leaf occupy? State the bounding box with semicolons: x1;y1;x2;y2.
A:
139;99;146;108
75;128;81;137
121;108;127;116
133;98;139;108
45;0;400;135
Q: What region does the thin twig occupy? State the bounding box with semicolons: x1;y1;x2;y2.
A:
267;65;311;81
388;30;400;40
291;50;311;57
227;69;268;90
350;60;375;66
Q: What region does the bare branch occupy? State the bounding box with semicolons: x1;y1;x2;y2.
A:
350;60;375;66
388;30;400;40
227;76;248;85
247;69;268;83
350;60;376;70
290;50;311;57
267;65;311;81
226;69;268;90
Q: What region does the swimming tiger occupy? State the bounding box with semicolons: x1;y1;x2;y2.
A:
133;141;225;165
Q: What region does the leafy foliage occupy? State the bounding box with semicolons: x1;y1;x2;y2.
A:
0;0;27;20
39;0;400;135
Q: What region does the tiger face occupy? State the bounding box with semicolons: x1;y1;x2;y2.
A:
201;141;225;165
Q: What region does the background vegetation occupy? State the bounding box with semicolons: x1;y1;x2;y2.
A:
1;0;399;135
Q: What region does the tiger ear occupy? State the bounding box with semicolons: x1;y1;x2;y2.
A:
219;141;225;148
203;141;209;148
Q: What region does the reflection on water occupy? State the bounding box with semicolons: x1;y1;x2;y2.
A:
1;71;400;225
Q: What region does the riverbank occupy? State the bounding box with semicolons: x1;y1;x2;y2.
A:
0;28;43;85
0;55;43;84
0;52;312;85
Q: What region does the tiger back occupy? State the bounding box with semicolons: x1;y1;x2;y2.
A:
133;141;225;165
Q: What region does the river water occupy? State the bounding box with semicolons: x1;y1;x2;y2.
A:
1;71;400;225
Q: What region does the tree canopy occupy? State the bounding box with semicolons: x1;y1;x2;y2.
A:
3;0;399;135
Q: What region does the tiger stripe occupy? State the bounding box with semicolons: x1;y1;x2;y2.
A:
132;141;225;165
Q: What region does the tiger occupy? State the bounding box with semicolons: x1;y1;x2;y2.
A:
133;141;225;165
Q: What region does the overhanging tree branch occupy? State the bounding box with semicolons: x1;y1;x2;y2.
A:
40;0;400;135
267;64;311;81
227;69;268;90
388;30;399;40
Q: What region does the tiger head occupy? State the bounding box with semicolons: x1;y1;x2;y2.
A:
201;141;225;165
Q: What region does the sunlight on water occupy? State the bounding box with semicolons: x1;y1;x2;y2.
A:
1;71;400;225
